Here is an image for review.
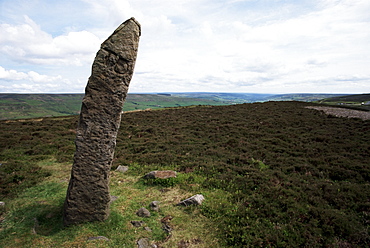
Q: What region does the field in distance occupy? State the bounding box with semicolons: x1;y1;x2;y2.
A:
0;92;356;120
0;93;227;120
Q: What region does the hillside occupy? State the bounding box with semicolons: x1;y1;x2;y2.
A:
171;93;345;104
1;101;369;247
0;93;348;120
0;93;229;120
318;93;370;111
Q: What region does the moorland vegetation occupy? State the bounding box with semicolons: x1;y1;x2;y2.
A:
0;101;369;247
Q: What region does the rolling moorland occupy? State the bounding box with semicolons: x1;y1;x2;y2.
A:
0;93;227;120
0;101;369;247
0;93;348;120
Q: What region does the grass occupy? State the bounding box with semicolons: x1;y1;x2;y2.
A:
0;158;219;247
1;101;369;247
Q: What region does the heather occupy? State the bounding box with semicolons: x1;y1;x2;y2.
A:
1;101;369;247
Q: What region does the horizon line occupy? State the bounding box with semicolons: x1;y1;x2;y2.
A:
0;92;368;95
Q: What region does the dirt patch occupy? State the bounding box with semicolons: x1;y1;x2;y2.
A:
306;106;370;120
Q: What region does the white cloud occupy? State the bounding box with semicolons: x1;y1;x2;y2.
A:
0;66;75;93
0;0;369;93
0;66;63;83
0;66;28;81
0;16;100;66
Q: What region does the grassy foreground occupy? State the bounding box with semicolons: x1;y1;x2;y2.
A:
0;159;218;247
1;101;369;247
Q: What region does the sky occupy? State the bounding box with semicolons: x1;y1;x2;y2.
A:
0;0;369;94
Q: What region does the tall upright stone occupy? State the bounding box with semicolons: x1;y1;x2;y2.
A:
63;18;140;226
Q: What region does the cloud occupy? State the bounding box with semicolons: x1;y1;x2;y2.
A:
0;16;100;66
0;66;63;83
0;66;75;93
0;0;369;93
0;66;28;81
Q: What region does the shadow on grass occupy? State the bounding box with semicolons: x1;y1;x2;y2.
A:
0;201;65;238
33;203;64;236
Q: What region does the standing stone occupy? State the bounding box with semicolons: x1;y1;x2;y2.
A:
63;18;141;226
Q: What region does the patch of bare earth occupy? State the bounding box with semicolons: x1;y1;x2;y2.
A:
306;106;370;120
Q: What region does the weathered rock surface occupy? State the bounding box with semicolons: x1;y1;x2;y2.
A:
136;207;151;218
144;170;177;179
63;17;140;226
177;194;205;206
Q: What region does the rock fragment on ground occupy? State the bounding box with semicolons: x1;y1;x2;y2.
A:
137;238;157;248
144;170;177;179
162;223;173;233
161;215;173;233
177;194;205;206
149;201;160;211
136;207;151;217
131;220;145;227
87;236;110;241
116;165;129;173
110;195;118;203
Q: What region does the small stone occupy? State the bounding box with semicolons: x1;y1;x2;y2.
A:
160;215;173;224
178;240;190;248
177;194;205;206
144;226;152;232
110;195;118;203
87;236;110;241
131;220;145;227
116;165;129;173
0;202;5;207
137;238;154;248
162;223;173;233
31;218;39;235
144;170;177;179
136;207;151;218
149;201;160;211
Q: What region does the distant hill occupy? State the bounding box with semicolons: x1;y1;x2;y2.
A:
0;93;228;120
0;92;350;120
0;94;83;120
317;93;370;111
171;92;346;103
265;93;347;102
